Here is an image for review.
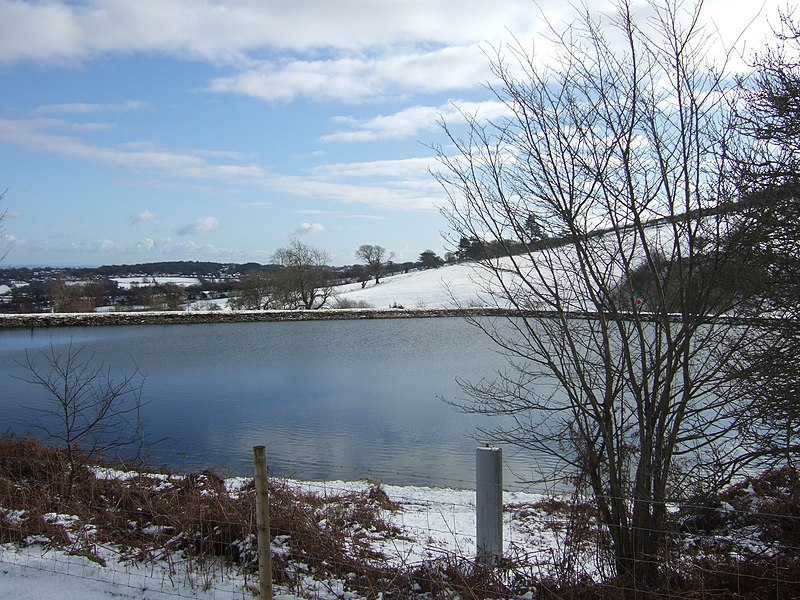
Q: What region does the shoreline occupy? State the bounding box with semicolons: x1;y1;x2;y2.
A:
0;307;515;329
0;306;755;329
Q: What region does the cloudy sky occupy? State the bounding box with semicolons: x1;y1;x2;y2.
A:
0;0;781;267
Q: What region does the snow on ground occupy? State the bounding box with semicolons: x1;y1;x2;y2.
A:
113;276;203;289
185;222;665;313
329;220;686;313
331;263;492;310
106;261;503;311
187;222;672;313
180;262;493;312
0;479;553;600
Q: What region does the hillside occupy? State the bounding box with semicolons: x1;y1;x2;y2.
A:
332;262;489;310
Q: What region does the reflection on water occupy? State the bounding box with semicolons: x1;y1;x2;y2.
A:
0;318;548;488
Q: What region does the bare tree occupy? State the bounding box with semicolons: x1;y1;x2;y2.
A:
434;0;755;585
228;272;278;310
48;277;97;313
273;239;333;309
156;282;186;311
16;342;147;495
355;244;393;285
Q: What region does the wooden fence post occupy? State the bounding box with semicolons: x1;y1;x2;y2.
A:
253;446;273;600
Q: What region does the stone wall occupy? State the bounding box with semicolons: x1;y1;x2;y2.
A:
0;307;514;329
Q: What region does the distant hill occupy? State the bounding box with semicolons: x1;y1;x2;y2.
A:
0;261;282;281
89;261;282;278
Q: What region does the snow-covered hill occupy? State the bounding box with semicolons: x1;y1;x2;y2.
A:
331;218;699;313
331;262;490;310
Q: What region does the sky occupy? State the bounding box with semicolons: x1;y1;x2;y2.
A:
0;0;783;268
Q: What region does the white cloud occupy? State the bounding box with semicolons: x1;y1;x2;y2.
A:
0;0;777;103
312;157;439;178
36;238;126;254
129;210;155;224
68;121;116;132
135;236;272;261
137;238;156;252
0;1;539;65
0;113;450;214
208;45;491;103
231;201;273;208
93;239;119;252
0;118;269;181
35;100;148;114
278;177;442;212
293;222;325;236
177;216;219;236
320;100;513;143
350;214;386;221
0;115;444;212
294;209;339;216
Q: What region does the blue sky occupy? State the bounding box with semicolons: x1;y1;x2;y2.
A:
0;0;778;267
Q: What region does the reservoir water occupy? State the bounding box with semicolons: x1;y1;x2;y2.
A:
0;318;549;489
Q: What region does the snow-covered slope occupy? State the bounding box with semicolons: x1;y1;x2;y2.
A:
331;262;490;310
331;219;690;313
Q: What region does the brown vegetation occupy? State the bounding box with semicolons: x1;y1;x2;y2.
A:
0;436;533;598
2;436;799;598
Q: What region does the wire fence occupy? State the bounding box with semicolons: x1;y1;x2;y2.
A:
1;439;799;599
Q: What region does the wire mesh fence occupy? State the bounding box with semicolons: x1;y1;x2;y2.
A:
1;437;799;599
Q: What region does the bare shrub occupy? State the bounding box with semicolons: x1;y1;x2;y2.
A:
331;297;374;309
14;342;147;495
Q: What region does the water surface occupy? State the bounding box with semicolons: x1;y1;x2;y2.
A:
0;318;548;488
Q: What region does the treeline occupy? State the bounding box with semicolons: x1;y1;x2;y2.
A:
0;261;282;281
0;246;452;314
450;202;750;263
0;253;449;283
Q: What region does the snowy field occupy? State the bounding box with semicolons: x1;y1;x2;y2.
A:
331;263;492;310
113;276;204;290
183;262;501;312
107;263;491;309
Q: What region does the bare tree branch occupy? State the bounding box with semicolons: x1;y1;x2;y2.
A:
434;0;756;585
15;341;148;495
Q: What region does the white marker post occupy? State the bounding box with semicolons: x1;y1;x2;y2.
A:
253;446;273;600
476;445;503;566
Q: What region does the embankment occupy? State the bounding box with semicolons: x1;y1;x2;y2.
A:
0;307;514;329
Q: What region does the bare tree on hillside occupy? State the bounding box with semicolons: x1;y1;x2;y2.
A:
355;244;393;285
434;0;757;585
